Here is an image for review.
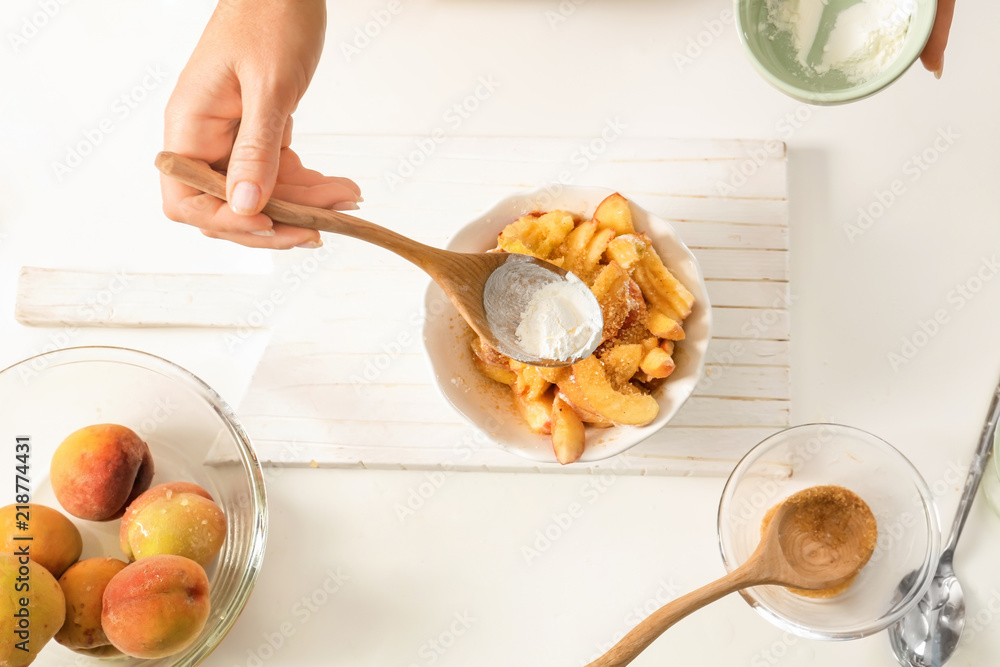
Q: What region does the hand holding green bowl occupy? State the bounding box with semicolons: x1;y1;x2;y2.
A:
735;0;938;104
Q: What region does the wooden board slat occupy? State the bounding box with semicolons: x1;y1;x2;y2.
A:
703;280;792;308
705;338;791;367
15;268;275;328
671;221;788;250
298;134;787;162
369;193;789;226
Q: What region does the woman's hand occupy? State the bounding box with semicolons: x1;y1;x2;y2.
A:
162;0;361;248
920;0;956;77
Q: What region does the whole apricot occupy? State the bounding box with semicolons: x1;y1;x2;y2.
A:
50;423;154;521
102;555;211;659
0;553;66;667
55;558;127;655
0;503;82;578
120;481;226;567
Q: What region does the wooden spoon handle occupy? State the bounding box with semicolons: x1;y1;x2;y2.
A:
154;151;443;270
586;564;765;667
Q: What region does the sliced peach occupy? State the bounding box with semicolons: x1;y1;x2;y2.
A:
593;192;635;235
557;356;658;426
551;396;586;464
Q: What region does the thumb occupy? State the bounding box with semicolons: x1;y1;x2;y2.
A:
226;88;293;216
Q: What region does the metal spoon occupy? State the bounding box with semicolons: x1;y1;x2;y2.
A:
155;152;602;367
888;375;1000;666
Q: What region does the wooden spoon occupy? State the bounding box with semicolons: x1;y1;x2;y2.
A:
586;485;878;667
155;151;603;367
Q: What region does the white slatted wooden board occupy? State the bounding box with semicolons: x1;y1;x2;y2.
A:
237;135;791;476
15;269;275;328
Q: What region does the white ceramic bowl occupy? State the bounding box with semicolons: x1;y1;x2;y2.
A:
422;186;711;464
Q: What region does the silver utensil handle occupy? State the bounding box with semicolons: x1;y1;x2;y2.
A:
944;376;1000;556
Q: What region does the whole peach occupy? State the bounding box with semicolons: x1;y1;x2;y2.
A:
120;482;226;567
55;557;128;655
0;503;82;578
102;555;211;659
50;423;154;521
119;481;212;538
0;553;66;667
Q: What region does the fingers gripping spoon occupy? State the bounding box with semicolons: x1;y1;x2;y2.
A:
155;152;603;368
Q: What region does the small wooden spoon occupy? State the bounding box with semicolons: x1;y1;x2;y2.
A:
587;485;878;667
155;152;603;367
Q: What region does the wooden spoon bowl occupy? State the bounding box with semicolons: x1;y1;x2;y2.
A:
763;484;878;595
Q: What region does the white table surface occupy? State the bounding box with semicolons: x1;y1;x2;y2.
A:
2;0;1000;665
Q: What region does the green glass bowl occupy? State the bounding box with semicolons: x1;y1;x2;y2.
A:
735;0;937;104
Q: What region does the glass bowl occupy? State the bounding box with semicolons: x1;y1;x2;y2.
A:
984;427;1000;518
735;0;937;104
0;346;267;665
718;423;940;639
422;185;712;463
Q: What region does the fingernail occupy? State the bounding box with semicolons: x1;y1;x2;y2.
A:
356;195;364;203
250;229;275;237
933;66;943;80
332;201;360;211
230;181;260;215
296;240;323;249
